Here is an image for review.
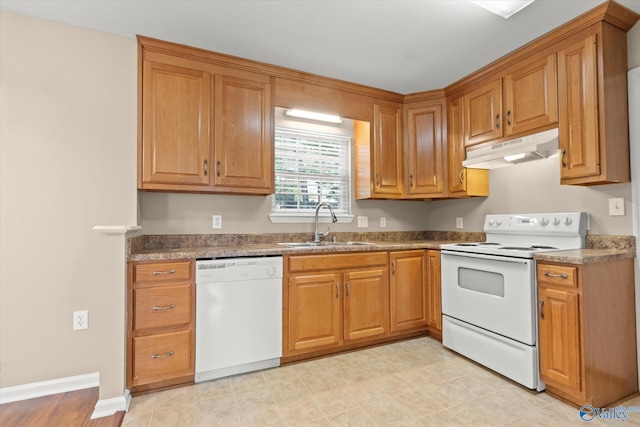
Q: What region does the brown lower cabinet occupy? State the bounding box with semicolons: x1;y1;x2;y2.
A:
127;260;195;393
283;249;441;362
537;259;638;407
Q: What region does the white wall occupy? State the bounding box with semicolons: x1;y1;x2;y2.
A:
0;11;137;401
428;157;633;235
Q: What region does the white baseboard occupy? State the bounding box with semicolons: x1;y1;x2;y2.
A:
0;372;99;404
91;389;131;419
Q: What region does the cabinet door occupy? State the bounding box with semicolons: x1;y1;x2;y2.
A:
405;102;445;197
287;273;342;352
372;104;404;198
426;250;442;334
447;97;466;194
344;268;389;341
389;251;428;332
504;54;558;136
538;286;582;393
141;61;212;189
558;35;600;181
464;79;503;147
213;73;274;194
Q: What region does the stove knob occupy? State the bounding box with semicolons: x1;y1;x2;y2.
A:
496;219;503;226
540;217;549;226
553;217;561;225
565;217;573;226
488;218;495;226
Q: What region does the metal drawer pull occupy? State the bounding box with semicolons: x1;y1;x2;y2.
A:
151;304;175;311
561;149;567;168
391;261;396;276
544;272;568;279
495;113;500;129
152;269;175;275
151;351;174;359
458;170;464;184
204;159;208;176
335;283;339;299
346;282;350;297
539;299;545;319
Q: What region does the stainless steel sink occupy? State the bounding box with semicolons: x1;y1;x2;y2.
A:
278;241;375;248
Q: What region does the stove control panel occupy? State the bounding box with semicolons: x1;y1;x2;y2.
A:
484;212;589;236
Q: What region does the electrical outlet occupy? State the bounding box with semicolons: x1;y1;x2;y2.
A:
357;216;369;228
212;215;223;229
608;198;625;216
456;217;464;229
380;217;387;228
73;310;88;331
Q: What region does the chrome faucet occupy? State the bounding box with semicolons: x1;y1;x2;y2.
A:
313;202;338;243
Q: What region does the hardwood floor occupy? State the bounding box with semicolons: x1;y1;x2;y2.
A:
0;387;124;427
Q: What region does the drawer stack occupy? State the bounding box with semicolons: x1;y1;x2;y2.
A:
127;260;195;393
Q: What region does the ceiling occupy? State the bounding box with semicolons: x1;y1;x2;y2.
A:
1;0;639;94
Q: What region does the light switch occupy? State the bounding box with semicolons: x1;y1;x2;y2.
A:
608;198;625;216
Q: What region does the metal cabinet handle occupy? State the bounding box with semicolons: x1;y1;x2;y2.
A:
495;113;500;129
539;299;545;320
561;149;567;168
151;304;175;311
409;174;414;188
375;173;380;187
544;272;568;279
152;269;175;275
216;160;221;177
151;351;174;359
203;159;208;176
346;282;350;297
335;283;339;299
507;110;512;126
391;261;396;276
458;170;464;184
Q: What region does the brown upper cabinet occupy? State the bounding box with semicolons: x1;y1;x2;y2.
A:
463;53;558;148
557;25;631;185
447;95;489;197
372;103;405;198
404;98;447;198
138;37;274;194
354;103;405;199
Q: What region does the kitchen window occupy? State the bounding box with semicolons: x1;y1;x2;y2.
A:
270;127;352;222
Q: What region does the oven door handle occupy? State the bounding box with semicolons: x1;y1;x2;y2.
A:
441;250;532;265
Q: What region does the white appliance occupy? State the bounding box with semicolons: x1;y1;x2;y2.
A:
440;212;589;391
463;128;559;169
195;256;283;382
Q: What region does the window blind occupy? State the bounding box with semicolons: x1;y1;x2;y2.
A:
273;127;351;214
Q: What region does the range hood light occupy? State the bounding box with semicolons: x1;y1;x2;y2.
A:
284;109;343;124
504;153;526;162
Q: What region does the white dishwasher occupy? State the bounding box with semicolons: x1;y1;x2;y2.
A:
195;256;283;383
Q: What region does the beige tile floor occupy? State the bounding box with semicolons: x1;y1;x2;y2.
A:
122;337;640;427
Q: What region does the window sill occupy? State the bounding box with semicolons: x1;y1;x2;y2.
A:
269;213;355;224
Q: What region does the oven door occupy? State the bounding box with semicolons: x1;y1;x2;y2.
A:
441;251;536;345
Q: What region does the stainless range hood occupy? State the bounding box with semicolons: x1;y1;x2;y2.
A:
463;128;559;169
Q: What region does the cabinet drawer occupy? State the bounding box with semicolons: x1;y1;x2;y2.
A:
134;285;192;331
133;261;192;283
537;264;577;288
287;252;387;273
132;330;193;384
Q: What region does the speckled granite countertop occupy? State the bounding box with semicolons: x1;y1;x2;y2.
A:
127;231;482;262
128;232;635;263
534;248;636;264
